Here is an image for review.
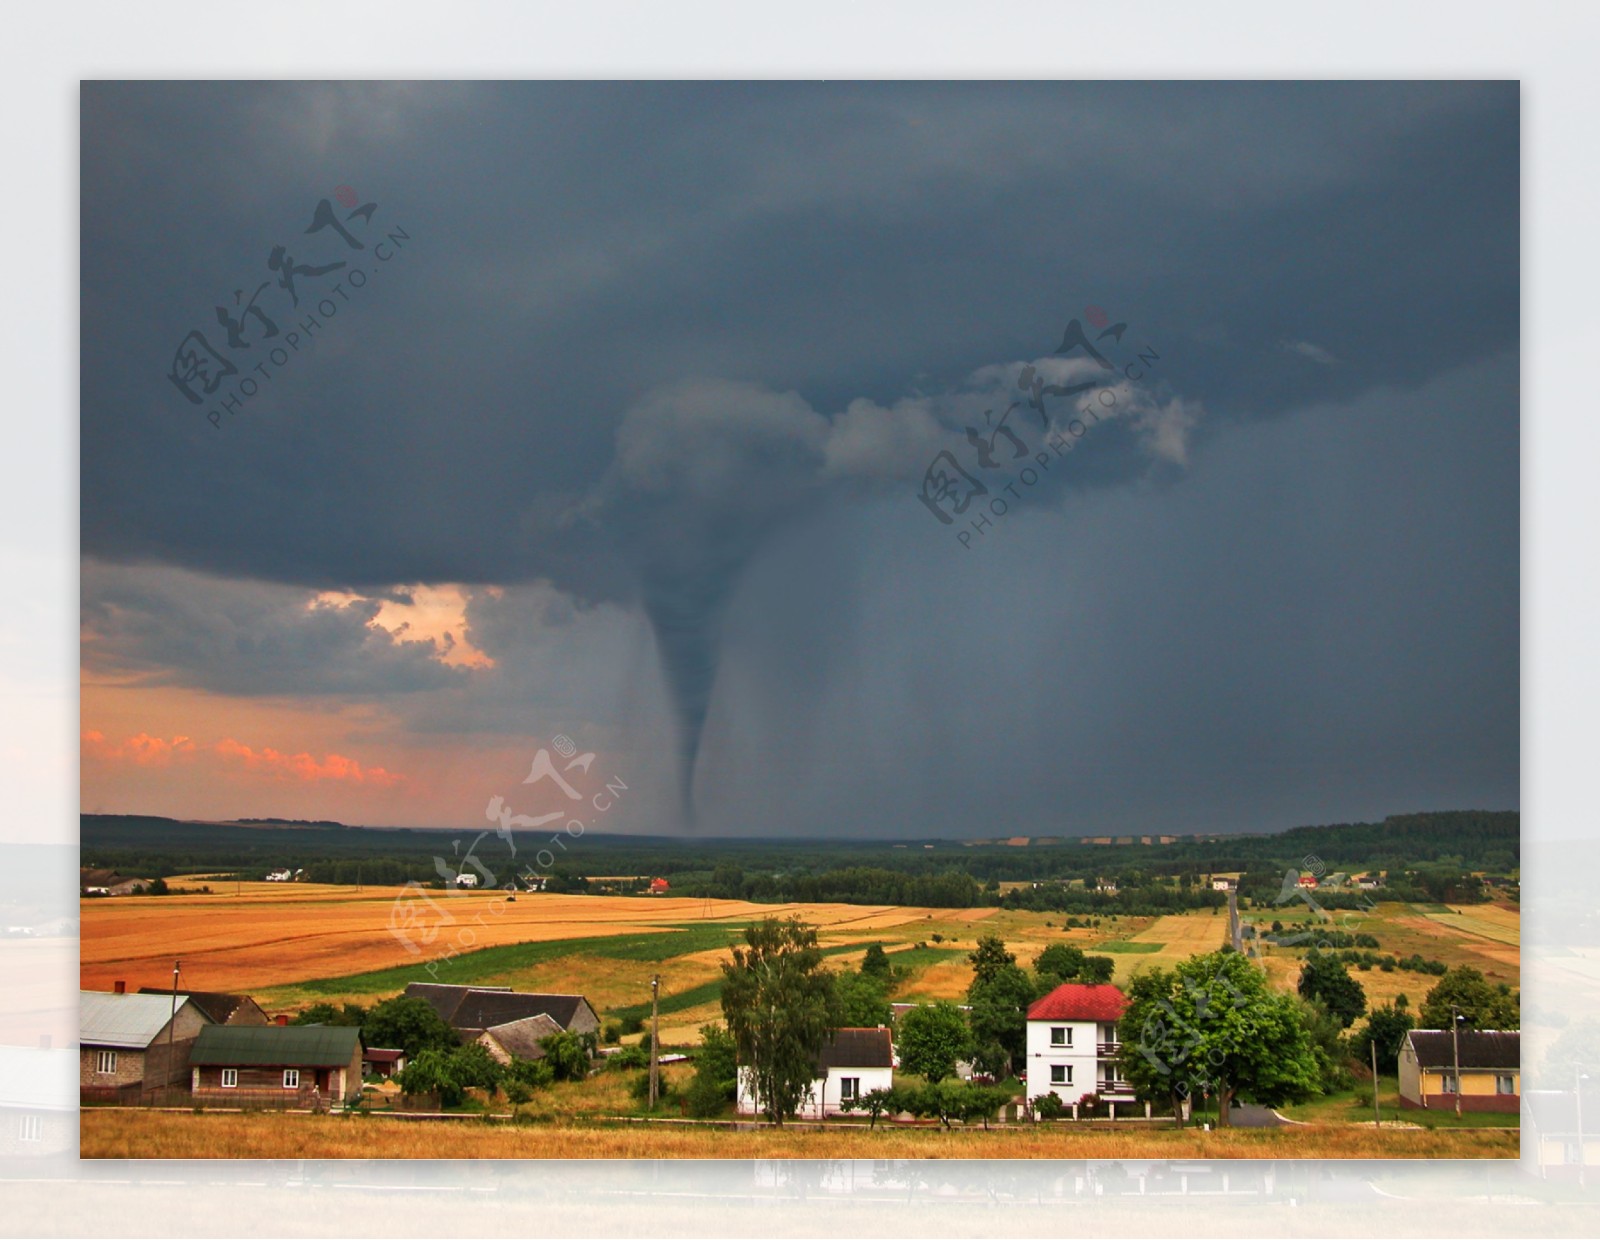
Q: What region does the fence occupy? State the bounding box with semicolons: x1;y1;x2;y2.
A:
81;1085;348;1112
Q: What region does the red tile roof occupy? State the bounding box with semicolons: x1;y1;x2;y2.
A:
1027;983;1127;1023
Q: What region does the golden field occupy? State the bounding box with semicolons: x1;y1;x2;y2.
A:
80;1108;1518;1160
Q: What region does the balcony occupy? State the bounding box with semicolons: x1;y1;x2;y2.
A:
1097;1042;1123;1058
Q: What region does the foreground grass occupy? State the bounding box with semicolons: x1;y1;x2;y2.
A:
1279;1083;1521;1128
81;1110;1518;1160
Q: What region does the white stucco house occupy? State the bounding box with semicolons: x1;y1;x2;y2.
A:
1024;982;1138;1116
736;1027;895;1119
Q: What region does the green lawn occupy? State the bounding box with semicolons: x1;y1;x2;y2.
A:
276;924;746;1000
1279;1083;1520;1129
1097;941;1163;954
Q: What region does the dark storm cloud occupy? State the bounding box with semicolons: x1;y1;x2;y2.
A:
79;81;1518;832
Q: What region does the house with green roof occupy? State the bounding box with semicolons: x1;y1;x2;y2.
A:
189;1024;363;1106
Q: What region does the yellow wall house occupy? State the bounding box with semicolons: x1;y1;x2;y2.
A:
1399;1029;1519;1113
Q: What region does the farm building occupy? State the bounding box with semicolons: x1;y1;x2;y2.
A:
80;986;210;1103
138;988;268;1026
361;1048;406;1079
190;1024;363;1106
474;1014;564;1065
0;1044;75;1156
648;877;670;894
736;1027;895;1119
404;983;601;1039
1526;1087;1600;1179
1024;982;1136;1116
1398;1029;1520;1112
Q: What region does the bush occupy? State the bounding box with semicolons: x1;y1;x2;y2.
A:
620;1016;645;1036
629;1071;675;1110
1034;1092;1066;1120
610;1043;650;1071
541;1031;591;1082
506;1057;554;1091
504;1079;534;1105
601;1022;623;1044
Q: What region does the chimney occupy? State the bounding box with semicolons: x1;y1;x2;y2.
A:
113;980;126;995
276;1014;289;1026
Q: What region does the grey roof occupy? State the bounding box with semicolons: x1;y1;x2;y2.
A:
80;990;196;1048
139;988;264;1025
480;1014;563;1060
1405;1029;1520;1070
404;983;593;1034
191;1024;361;1068
817;1028;894;1071
0;1045;76;1111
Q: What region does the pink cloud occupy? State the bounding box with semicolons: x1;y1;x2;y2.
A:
212;737;406;787
81;731;196;766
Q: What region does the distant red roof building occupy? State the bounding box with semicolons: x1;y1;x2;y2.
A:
1297;874;1318;888
648;877;670;894
1026;982;1127;1023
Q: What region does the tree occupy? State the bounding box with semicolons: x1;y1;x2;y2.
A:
841;1086;901;1129
720;916;840;1125
897;1002;971;1083
1297;952;1367;1028
1079;956;1116;985
860;943;893;982
1116;951;1321;1127
686;1023;738;1118
966;936;1034;1076
396;1047;464;1107
540;1030;590;1082
1034;943;1086;983
1352;1002;1416;1075
835;969;891;1027
293;1001;367;1027
1419;967;1520;1031
448;1041;506;1092
361;996;459;1059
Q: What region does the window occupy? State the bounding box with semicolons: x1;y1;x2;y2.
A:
1050;1064;1071;1086
1049;1026;1071;1047
221;1068;238;1089
1440;1072;1459;1094
94;1051;117;1075
1496;1074;1516;1095
840;1077;860;1102
283;1068;300;1089
19;1115;41;1143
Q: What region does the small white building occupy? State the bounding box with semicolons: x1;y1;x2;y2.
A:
737;1027;894;1119
1024;982;1137;1116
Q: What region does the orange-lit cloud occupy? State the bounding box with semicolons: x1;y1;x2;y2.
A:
212;737;406;787
310;583;494;669
81;730;196;766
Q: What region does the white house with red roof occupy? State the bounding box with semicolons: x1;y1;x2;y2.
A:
1024;982;1137;1115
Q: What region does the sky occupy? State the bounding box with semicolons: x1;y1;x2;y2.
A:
79;81;1520;838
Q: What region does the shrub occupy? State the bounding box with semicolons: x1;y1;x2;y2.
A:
602;1022;623;1044
610;1043;650;1071
1035;1092;1066;1120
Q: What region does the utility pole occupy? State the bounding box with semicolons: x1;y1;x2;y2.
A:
1451;1005;1463;1119
165;960;181;1105
648;974;661;1109
1578;1069;1588;1189
1371;1037;1381;1128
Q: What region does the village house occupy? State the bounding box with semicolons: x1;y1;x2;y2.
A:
1024;982;1139;1117
1398;1029;1520;1112
474;1014;564;1065
0;1043;75;1157
190;1024;363;1106
736;1027;895;1119
361;1048;407;1079
80;985;209;1103
648;877;670;894
138;988;268;1026
404;983;601;1040
1526;1087;1600;1179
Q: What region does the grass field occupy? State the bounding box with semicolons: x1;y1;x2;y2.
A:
81;888;1519;1048
79;1108;1518;1160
